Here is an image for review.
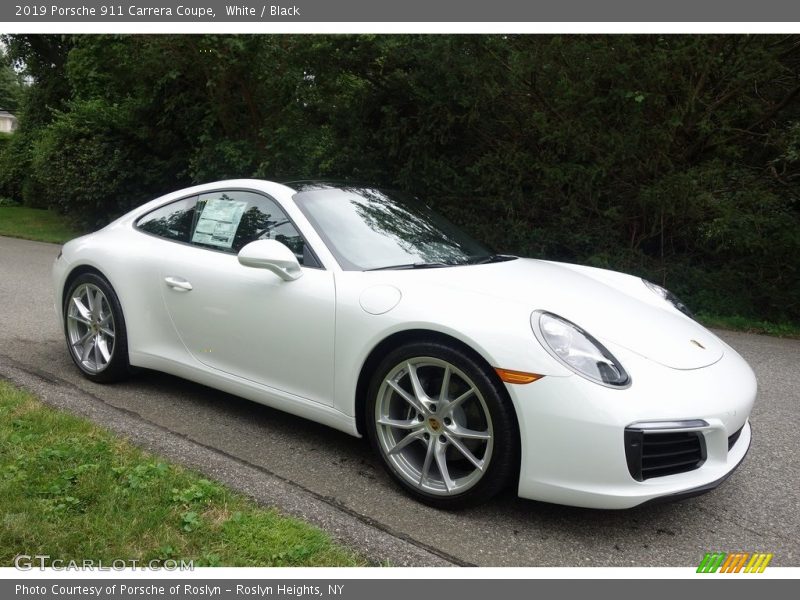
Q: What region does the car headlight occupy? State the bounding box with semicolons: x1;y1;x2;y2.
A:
642;279;693;318
531;311;630;388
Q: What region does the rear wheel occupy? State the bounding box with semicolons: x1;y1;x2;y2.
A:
366;341;519;509
64;273;130;383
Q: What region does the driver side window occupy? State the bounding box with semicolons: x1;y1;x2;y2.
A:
190;190;313;266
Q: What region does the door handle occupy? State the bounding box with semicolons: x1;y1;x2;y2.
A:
164;276;193;291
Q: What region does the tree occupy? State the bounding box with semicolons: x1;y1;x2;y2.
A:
0;62;22;112
0;34;797;322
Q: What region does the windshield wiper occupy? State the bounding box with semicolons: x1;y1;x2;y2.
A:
468;254;517;265
367;261;453;271
368;256;515;270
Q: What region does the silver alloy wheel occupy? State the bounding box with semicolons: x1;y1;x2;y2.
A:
375;357;494;496
66;283;116;374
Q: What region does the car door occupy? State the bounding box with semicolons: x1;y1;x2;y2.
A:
152;189;336;406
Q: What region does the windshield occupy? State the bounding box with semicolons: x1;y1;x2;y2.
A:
293;186;494;271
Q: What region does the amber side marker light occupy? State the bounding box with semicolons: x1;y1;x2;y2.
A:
495;368;544;384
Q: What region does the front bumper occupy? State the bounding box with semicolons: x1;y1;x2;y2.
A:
509;338;756;509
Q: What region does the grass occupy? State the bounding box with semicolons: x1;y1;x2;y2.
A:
0;380;366;567
0;205;82;244
697;313;800;339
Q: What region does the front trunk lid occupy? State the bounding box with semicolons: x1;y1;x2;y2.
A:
413;258;725;370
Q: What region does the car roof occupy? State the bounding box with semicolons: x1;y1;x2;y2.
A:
281;180;377;193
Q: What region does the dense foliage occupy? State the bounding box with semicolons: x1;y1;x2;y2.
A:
0;65;22;113
1;35;798;322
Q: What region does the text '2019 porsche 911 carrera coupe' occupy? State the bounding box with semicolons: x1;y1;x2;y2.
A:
53;180;756;509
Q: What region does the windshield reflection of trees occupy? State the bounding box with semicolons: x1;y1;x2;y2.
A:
348;187;477;265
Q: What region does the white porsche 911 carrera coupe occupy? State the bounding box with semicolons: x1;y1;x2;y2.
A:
53;180;756;509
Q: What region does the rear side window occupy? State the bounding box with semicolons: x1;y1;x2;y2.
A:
136;196;197;242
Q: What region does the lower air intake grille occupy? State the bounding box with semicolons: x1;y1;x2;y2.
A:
625;429;707;481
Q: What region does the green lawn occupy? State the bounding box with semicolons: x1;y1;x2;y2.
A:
0;205;82;244
0;381;366;567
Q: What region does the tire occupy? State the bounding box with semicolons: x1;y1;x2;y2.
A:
63;272;130;383
366;340;519;509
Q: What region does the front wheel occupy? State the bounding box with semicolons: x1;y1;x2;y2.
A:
366;341;519;509
63;273;130;383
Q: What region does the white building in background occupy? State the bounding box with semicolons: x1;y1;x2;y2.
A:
0;109;18;133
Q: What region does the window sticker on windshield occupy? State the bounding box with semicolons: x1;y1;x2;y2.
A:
192;198;248;248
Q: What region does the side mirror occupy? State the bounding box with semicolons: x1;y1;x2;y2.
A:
237;240;303;281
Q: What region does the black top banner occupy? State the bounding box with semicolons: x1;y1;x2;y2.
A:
4;0;800;22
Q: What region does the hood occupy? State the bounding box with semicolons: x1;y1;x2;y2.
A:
400;258;723;370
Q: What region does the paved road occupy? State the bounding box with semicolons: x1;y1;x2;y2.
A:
0;235;798;566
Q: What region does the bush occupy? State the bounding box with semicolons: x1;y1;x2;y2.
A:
26;98;184;228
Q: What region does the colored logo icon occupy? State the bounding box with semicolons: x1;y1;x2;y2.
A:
697;552;773;573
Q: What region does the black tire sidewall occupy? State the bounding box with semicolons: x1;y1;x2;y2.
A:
63;272;130;383
365;340;520;509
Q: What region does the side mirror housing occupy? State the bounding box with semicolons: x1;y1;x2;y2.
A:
237;240;303;281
